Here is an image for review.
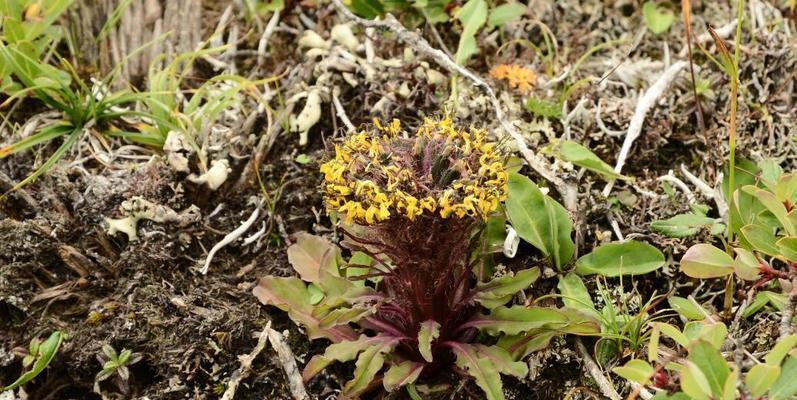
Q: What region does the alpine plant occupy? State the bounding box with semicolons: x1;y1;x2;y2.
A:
253;117;598;399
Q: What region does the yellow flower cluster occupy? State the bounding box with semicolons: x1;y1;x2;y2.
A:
320;117;508;224
489;64;536;93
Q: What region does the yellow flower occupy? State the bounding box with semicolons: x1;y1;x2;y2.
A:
319;117;508;225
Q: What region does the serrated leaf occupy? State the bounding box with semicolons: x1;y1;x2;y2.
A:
253;276;357;342
303;335;374;381
613;359;654;384
557;141;629;181
497;330;557;360
575;241;664;277
343;337;399;396
487;3;526;28
746;363;780;397
474;267;540;309
680;244;735;279
642;1;674;34
383;361;424;391
506;173;573;270
465;306;598;336
418;320;440;362
651;214;716;237
287;232;342;284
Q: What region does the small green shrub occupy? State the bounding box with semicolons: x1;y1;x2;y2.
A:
615;320;797;399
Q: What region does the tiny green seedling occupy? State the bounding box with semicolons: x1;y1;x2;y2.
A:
94;344;143;395
2;331;67;392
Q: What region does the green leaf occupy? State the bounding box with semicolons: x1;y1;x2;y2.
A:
575;241;664;277
3;331;66;391
776;237;797;263
722;370;739;400
557;141;628;181
613;359;654;385
732;247;761;281
652;322;689;348
770;356;797;399
454;0;487;64
740;224;780;257
680;244;735;279
286;232;342;284
746;363;780;397
418;320;440;362
348;0;384;18
524;97;562;120
680;321;726;349
497;330;557;360
450;343;527;400
0;122;73;158
465;306;599;336
765;335;797;366
557;273;598;318
743;186;796;236
383;361;424;392
743;291;786;318
680;360;713;400
688;340;730;396
651;214;717;238
303;335;374;381
759;158;784;186
253;276;357;342
474;267;540;309
668;296;708;320
642;1;674;35
307;283;325;305
295;154;312;164
487;3;526;28
313;301;374;329
343;337;399;396
774;173;797;203
506;172;574;270
346;251;375;286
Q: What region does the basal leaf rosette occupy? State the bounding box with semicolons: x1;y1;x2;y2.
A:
320;116;509;225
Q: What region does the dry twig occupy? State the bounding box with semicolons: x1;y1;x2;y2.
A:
221;322;273;400
267;328;309;400
575;338;622;400
602;61;687;197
